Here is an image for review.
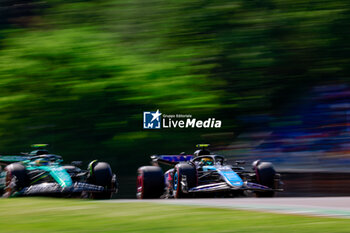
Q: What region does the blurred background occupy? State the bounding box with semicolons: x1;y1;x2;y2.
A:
0;0;350;197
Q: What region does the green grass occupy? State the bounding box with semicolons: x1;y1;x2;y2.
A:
0;198;349;233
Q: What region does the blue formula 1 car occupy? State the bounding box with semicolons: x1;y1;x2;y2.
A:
137;144;283;198
0;145;117;199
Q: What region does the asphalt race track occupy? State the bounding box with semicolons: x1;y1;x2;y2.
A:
108;197;350;219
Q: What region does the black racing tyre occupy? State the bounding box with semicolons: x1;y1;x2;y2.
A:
4;163;29;197
254;162;276;197
89;162;114;199
137;166;164;199
173;163;197;198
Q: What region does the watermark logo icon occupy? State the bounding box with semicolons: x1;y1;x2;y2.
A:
143;110;162;129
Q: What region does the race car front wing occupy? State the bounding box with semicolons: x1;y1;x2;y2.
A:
20;182;107;195
180;176;283;193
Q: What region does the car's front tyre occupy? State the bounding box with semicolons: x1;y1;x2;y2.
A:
253;161;276;197
87;161;116;199
173;163;197;198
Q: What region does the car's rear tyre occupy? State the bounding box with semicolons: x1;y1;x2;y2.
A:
173;163;197;198
3;163;29;197
89;162;114;199
137;166;164;199
254;162;276;197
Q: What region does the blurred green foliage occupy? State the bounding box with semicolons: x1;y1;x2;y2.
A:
0;0;349;173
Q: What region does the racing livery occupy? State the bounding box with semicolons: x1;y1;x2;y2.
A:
0;145;118;198
137;144;283;198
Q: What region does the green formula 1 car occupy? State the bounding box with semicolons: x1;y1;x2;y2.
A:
0;145;117;199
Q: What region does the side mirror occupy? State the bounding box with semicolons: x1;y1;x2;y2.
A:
71;161;83;167
235;160;245;165
251;160;261;169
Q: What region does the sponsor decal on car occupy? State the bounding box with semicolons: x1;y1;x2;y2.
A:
159;155;193;162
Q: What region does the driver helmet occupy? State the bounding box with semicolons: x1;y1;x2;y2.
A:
35;157;50;166
200;157;214;166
